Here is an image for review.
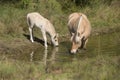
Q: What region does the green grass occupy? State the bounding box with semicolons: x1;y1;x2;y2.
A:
0;0;120;38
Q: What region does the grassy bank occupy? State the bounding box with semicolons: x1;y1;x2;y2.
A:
0;54;119;80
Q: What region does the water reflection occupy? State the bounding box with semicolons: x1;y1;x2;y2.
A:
29;47;59;72
50;47;59;64
1;32;120;65
43;47;59;73
29;47;59;63
43;49;48;66
30;51;34;62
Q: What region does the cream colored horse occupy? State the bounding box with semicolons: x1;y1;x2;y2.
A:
27;12;59;48
68;12;91;54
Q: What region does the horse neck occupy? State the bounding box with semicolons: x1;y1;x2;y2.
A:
49;31;56;39
47;21;56;38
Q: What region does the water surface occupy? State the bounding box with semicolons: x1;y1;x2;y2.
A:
1;32;120;64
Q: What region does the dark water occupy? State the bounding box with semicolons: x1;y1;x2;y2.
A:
1;32;120;63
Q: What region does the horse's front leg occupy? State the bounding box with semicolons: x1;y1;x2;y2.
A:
42;30;48;49
70;32;74;41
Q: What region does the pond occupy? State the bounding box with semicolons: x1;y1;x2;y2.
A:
3;32;120;62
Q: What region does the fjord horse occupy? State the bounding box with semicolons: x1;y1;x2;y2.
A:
68;12;91;54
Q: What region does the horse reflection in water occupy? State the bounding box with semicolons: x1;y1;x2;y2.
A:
30;51;34;62
29;47;59;73
43;47;59;73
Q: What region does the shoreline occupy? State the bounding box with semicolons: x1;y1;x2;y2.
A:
0;26;120;54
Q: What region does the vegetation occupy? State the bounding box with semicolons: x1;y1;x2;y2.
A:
0;0;120;80
0;51;120;80
0;0;119;37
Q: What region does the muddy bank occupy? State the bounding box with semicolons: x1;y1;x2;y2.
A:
0;39;41;54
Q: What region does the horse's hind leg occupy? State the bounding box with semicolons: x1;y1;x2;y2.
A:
27;17;34;42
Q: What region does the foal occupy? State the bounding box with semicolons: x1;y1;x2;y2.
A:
27;12;59;48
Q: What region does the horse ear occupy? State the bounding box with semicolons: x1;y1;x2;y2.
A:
53;33;59;39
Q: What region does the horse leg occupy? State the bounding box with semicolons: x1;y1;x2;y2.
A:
83;39;88;50
79;36;86;49
70;32;74;41
27;17;34;42
42;30;48;48
29;27;34;42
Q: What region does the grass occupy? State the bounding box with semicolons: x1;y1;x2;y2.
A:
0;55;119;80
0;0;119;38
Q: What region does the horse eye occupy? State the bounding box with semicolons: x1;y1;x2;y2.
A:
55;39;57;42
